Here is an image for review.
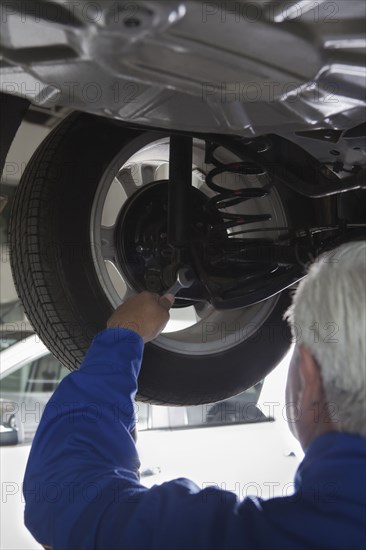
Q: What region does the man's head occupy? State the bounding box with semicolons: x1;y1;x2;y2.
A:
284;240;366;449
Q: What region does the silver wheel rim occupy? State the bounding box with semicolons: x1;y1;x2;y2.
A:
90;135;288;356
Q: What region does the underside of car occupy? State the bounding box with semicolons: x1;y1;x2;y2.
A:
1;0;365;405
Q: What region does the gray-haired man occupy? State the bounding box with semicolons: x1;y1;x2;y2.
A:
24;241;366;549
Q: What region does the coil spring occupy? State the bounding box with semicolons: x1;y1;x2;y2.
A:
204;143;272;237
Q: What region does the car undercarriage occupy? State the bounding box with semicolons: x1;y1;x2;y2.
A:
1;0;365;404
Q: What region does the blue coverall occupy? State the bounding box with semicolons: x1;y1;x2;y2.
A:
23;328;366;549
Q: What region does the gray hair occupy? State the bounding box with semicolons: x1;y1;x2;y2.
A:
285;241;366;436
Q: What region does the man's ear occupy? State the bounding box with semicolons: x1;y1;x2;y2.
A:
298;345;323;403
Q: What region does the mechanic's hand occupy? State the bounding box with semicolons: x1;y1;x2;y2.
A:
107;291;175;343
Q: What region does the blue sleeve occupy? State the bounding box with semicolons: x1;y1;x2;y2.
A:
23;328;261;550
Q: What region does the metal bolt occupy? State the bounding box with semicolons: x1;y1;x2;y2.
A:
136;245;149;254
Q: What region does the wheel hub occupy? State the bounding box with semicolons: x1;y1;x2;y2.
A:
114;179;214;303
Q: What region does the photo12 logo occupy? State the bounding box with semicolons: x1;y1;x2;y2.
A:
201;2;340;24
202;81;339;104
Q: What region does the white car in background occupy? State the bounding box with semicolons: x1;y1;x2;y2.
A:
0;328;301;550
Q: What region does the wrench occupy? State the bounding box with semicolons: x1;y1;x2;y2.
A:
165;267;195;296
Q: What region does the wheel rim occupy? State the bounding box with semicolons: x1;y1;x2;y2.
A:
90;135;288;355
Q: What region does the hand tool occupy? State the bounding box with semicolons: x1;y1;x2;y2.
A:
165;267;195;296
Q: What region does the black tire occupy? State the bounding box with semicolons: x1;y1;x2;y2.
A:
10;112;307;405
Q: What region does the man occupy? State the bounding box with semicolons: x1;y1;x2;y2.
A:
23;241;366;549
